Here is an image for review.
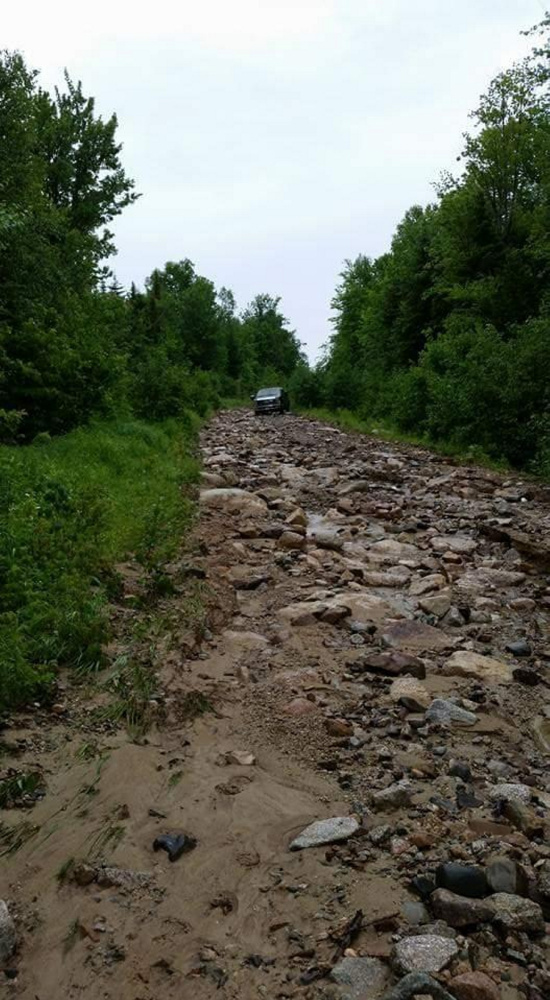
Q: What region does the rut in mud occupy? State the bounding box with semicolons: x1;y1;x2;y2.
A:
3;409;550;1000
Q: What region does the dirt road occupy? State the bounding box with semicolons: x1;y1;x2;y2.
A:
3;409;550;999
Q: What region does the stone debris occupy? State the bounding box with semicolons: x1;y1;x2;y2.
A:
330;955;391;998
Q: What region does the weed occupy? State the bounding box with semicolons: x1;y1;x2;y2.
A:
0;819;39;855
168;770;183;789
56;857;75;883
63;918;80;954
95;655;157;738
0;770;44;808
0;418;199;712
87;823;126;860
179;690;213;719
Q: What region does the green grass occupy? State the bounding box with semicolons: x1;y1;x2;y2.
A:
300;407;510;473
0;417;200;711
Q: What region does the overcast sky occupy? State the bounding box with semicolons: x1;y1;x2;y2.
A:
5;1;545;360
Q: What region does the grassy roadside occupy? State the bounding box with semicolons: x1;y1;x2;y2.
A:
299;407;511;474
0;417;201;712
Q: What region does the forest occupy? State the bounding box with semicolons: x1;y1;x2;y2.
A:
0;50;305;708
301;14;550;474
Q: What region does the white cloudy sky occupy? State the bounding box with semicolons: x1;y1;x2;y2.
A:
4;1;545;359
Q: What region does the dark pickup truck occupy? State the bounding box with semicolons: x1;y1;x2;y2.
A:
252;387;290;415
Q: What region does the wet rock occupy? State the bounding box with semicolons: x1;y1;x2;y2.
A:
289;816;359;850
371;779;413;812
443;651;513;684
435;862;489;898
506;638;532;657
487;892;544;933
0;901;16;965
488;783;531;805
330;955;390;998
425;699;477;727
311;530;344;552
367;538;421;564
449;971;500;1000
431;888;493;926
382;620;456;653
485;857;527;896
392;933;458;975
442;606;467;628
390;676;431;711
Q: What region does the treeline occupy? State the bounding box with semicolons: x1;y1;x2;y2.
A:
304;15;550;472
0;50;306;711
0;50;305;444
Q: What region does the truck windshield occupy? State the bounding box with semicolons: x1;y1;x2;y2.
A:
257;388;280;398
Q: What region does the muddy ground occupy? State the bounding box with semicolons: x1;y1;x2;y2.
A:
2;409;550;1000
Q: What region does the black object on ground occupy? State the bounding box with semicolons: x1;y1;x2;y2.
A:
153;832;197;861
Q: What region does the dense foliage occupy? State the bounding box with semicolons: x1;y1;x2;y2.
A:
0;51;305;710
0;50;304;444
311;16;550;472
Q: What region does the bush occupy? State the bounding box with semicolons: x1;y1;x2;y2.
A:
0;418;199;711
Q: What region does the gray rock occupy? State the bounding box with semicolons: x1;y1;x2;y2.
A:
380;973;457;1000
0;900;16;965
536;859;550;898
425;699;477;727
371;779;413;812
488;782;531;805
369;823;393;845
506;639;532;657
431;888;493;927
488;892;544;933
392;933;458;975
402;900;430;926
330;956;390;998
289;815;359;850
485;857;526;896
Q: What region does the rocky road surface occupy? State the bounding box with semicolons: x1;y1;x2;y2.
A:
3;409;550;1000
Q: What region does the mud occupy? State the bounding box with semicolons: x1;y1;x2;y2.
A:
2;409;550;999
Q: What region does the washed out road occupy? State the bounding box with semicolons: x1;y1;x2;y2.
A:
4;409;550;999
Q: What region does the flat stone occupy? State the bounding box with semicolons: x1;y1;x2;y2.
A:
0;900;16;965
488;783;531;805
419;590;452;618
392;934;458;975
456;567;525;594
443;650;513;684
487;892;544;933
200;488;268;515
383;620;456;653
367;538;421;565
283;698;318;717
390;676;430;712
330;955;390;998
435;862;489;899
430;535;477;555
449;971;500;1000
409;574;446;597
431;888;493;927
289;816;359;850
355;651;426;679
425;699;477;727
